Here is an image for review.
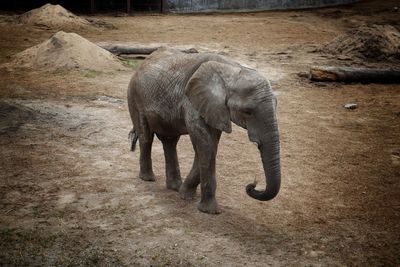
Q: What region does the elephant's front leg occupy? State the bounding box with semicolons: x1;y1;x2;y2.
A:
159;135;182;191
190;127;222;214
198;148;221;214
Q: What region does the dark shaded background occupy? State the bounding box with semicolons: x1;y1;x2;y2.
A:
0;0;162;13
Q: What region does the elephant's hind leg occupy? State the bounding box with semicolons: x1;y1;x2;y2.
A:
159;135;182;191
179;154;200;200
138;116;156;182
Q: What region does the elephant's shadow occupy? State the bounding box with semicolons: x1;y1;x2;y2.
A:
138;179;291;254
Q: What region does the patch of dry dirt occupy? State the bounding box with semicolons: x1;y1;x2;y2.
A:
0;0;399;266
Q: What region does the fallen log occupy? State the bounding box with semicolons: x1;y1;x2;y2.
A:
309;66;400;83
118;54;147;60
100;44;198;55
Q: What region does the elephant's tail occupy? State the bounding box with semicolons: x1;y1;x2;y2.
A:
128;128;138;152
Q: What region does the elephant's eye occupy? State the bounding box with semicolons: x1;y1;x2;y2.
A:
241;108;253;116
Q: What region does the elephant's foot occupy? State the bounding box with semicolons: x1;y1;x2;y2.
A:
197;200;221;214
179;185;197;200
139;172;156;182
166;178;182;192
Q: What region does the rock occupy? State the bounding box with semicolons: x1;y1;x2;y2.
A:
344;103;358;109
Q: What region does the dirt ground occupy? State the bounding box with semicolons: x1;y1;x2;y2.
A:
1;0;400;266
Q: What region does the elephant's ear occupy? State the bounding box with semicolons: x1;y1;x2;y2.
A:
185;61;241;133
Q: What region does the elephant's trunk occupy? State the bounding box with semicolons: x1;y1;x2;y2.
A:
246;104;281;201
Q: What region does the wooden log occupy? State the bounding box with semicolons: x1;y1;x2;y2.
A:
118;54;147;60
309;66;400;84
101;45;158;55
99;44;198;55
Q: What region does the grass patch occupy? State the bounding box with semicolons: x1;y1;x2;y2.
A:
83;70;102;78
121;59;140;69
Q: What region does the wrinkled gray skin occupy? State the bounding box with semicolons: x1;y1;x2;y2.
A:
127;48;280;214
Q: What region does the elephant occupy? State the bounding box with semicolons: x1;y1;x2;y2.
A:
127;48;280;214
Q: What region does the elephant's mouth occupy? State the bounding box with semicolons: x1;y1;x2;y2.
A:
251;140;261;150
247;127;260;146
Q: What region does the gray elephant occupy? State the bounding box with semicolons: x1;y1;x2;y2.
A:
127;48;280;214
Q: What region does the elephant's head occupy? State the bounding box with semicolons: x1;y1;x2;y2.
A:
185;61;280;201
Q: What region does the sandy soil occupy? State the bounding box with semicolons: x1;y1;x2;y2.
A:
1;0;399;266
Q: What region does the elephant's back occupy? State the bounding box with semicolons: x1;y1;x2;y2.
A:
129;49;197;128
133;49;192;102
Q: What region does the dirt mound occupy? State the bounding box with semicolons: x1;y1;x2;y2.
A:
16;4;90;29
323;24;400;61
9;31;125;71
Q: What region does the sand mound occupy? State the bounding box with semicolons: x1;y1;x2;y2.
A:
323;25;400;61
10;31;124;71
16;4;90;29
